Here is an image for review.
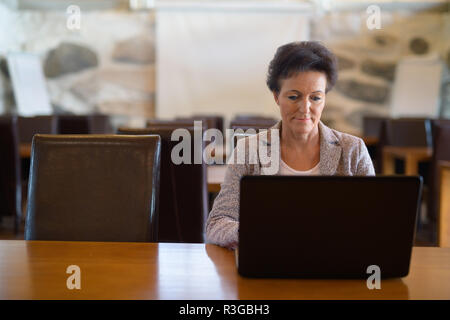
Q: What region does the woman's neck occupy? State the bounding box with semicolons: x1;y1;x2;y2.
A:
279;122;321;171
281;123;320;151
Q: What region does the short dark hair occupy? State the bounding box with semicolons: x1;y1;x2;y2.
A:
266;41;338;94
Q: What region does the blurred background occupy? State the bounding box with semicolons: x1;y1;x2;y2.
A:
0;0;448;132
0;0;449;246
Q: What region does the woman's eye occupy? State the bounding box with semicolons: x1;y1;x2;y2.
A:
311;96;321;101
288;96;298;101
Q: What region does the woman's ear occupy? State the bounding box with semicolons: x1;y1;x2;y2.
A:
272;91;279;105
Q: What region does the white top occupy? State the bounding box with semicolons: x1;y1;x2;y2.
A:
278;159;320;176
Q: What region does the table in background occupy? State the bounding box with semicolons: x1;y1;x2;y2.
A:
439;161;450;247
0;240;449;300
20;143;31;158
382;146;432;175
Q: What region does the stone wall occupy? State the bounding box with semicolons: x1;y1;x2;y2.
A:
312;7;450;135
0;4;155;124
0;3;448;133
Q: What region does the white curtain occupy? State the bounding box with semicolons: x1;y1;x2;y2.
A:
391;54;445;118
7;53;52;116
155;1;311;123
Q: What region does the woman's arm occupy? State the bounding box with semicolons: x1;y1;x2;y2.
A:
206;161;247;249
356;138;376;176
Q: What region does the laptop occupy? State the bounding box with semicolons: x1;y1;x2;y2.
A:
238;176;422;279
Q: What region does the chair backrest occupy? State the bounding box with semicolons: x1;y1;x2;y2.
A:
177;115;224;134
362;116;388;173
25;134;161;242
194;114;224;134
384;118;432;147
56;115;90;134
175;116;224;157
18;116;56;143
432;122;450;161
229;118;278;131
362;116;387;138
89;114;113;134
118;126;208;243
431;119;450;142
428;123;450;227
0;116;22;231
147;119;197;128
147;119;207;146
231;131;259;151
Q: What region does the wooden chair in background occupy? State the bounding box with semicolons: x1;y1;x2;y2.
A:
0;116;22;234
362;116;387;173
118;126;208;243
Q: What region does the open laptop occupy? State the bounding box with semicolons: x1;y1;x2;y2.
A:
238;176;422;278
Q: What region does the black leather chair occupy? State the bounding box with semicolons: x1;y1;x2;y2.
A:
18;116;57;199
147;119;200;128
362;116;388;173
229;117;278;131
362;116;387;139
0;116;22;234
377;118;433;174
177;115;224;134
384;118;432;147
176;116;225;160
118;126;208;243
25;134;161;242
89;114;113;134
17;116;56;143
379;118;434;243
431;119;450;140
56;115;90;134
147;118;208;149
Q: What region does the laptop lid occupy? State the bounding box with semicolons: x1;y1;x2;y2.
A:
238;176;422;279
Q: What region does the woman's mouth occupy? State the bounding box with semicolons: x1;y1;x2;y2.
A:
294;117;311;122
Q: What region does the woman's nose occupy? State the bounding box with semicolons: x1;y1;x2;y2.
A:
298;98;311;114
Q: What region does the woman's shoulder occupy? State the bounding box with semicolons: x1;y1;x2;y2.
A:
320;122;364;150
333;129;364;146
320;122;375;175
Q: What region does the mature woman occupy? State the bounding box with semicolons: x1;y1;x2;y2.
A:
206;41;375;249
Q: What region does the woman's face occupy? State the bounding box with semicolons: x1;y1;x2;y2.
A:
273;71;327;136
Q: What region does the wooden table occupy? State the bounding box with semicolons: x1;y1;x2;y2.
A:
207;165;227;193
0;240;449;300
382;146;433;175
19;143;31;158
439;161;450;247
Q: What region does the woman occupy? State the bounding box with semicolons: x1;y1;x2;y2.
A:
206;41;375;249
